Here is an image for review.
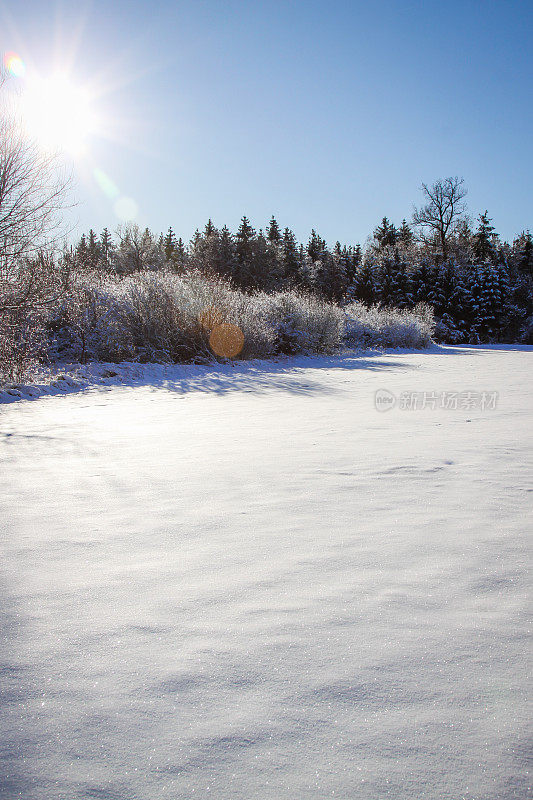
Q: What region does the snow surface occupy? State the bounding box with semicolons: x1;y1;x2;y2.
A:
1;346;531;800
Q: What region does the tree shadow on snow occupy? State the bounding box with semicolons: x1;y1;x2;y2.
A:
139;353;414;398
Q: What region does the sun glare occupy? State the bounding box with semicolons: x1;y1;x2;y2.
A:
19;72;99;157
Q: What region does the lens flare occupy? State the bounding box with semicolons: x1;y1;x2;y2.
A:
4;51;26;78
209;323;245;359
19;72;98;156
93;168;120;200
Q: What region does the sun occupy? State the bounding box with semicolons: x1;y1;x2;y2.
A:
19;72;99;157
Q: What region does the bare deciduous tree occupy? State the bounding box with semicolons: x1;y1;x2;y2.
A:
0;116;70;269
0;80;72;380
412;176;468;262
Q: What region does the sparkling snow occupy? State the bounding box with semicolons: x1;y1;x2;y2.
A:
1;346;531;800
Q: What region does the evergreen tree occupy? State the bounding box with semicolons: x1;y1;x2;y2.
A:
173;237;188;272
163;227;177;263
411;262;434;304
453;219;474;264
477;264;501;340
373;217;398;249
234;216;256;289
189;222;224;275
267;216;282;244
307;229;326;262
349;245;363;288
204;218;217;237
340;246;355;287
515;231;533;277
464;267;484;342
217;226;237;280
427;266;447;316
252;229;277;290
446;272;472;343
76;233;89;270
87;229;100;271
353;261;378;306
472;211;497;262
317;246;347;301
100;228;114;271
282;228;300;286
298;247;317;291
391;253;412;307
378;256;398;305
397;219;413;247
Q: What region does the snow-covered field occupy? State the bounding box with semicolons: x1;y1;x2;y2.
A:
1;346;531;800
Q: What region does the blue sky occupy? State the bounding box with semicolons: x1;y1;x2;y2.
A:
1;0;532;245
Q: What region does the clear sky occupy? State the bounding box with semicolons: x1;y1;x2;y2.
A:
1;0;531;246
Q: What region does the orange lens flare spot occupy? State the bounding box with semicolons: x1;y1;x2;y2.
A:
209;323;244;359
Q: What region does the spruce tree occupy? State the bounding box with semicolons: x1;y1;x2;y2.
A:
163;227;177;263
373;217;398;249
353;261;378;306
100;228;114;271
298;246;316;291
477;264;500;340
88;229;100;271
411;262;433;304
76;233;89;270
267;216;282;244
317;246;347;301
427;266;447;316
397;219;413;248
378;256;398;306
174;237;188;272
234;216;256;289
217;226;237;280
448;272;471;343
307;229;326;262
391;253;412;307
204;218;217;238
516;231;533;277
252;229;276;290
454;220;474;264
282;228;300;286
472;211;497;263
465;267;484;342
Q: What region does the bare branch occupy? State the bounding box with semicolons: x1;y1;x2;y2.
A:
412;176;468;261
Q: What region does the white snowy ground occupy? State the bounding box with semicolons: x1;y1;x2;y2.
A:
0;346;531;800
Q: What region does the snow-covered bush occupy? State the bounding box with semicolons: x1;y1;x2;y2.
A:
262;290;345;354
49;271;346;364
344;302;435;349
1;253;66;384
49;271;271;363
0;308;46;383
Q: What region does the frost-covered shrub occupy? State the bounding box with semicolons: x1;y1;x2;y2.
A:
0;308;46;383
261;290;345;354
1;252;66;383
49;271;346;364
344;302;434;349
49;271;274;363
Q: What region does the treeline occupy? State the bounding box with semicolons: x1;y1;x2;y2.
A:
65;209;533;344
